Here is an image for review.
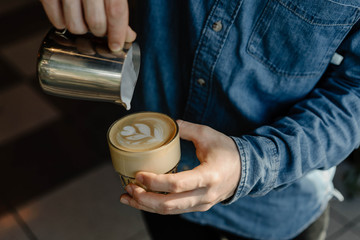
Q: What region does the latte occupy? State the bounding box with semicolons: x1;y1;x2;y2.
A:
107;112;180;187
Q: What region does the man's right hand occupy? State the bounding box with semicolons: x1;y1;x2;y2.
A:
40;0;137;52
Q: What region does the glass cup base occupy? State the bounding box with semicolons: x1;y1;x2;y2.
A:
118;164;179;193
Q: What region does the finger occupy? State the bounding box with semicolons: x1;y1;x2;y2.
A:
95;45;117;58
123;184;212;215
75;38;96;55
120;193;156;213
105;0;129;52
63;0;88;34
136;167;208;193
41;0;66;29
125;26;137;43
82;0;107;36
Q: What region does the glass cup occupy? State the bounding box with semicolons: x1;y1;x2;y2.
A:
107;112;180;187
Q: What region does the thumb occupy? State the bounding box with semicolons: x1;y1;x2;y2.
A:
176;120;203;143
125;26;137;43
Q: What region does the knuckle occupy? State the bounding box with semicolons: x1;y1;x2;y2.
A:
206;191;218;203
129;199;141;210
88;19;106;35
159;201;174;215
168;182;180;193
167;176;183;193
132;188;144;204
199;204;212;212
202;171;221;191
141;176;154;190
210;172;221;185
107;1;127;18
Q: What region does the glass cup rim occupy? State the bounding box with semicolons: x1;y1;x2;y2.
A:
107;111;179;153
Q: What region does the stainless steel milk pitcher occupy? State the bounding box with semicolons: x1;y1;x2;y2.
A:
37;28;140;110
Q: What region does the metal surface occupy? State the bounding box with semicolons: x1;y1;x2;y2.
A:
37;28;140;109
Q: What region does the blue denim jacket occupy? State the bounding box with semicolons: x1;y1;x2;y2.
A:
131;0;360;239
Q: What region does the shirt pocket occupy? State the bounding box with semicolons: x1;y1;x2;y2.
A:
247;0;360;78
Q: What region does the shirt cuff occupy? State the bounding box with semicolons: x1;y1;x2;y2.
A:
222;135;279;205
222;136;249;205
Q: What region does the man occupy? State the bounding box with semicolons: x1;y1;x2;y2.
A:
40;0;360;239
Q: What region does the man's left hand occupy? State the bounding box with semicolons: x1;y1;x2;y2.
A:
119;120;241;214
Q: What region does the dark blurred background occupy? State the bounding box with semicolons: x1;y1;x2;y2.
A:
0;1;359;240
0;0;129;213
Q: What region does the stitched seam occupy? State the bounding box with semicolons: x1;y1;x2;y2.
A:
327;0;360;9
246;0;320;77
247;50;321;77
247;0;355;77
233;137;248;199
184;0;221;119
202;1;243;122
264;137;280;189
277;0;357;26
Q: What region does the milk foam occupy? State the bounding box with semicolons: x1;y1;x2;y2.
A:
110;113;176;152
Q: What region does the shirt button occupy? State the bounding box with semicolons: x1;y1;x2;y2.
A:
212;20;223;32
197;78;206;86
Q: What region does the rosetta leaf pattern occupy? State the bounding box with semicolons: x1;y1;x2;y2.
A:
120;123;163;145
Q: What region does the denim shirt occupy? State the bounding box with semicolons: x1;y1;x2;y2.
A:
131;0;360;239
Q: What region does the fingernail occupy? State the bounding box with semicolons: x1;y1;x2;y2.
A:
125;185;133;196
120;197;129;205
110;43;122;52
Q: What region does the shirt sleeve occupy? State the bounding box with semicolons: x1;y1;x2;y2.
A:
224;21;360;204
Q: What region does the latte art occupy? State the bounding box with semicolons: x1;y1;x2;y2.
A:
119;124;164;143
109;112;177;152
117;121;167;150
